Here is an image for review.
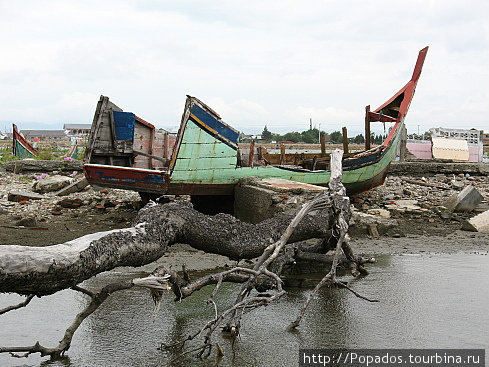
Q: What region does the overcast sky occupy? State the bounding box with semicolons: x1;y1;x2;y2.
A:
1;0;488;135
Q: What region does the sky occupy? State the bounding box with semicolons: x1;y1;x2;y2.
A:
0;0;488;136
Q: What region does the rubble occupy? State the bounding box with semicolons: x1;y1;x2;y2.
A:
355;173;489;237
4;159;83;173
0;170;140;234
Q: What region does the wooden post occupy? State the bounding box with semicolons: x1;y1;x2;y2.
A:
248;140;255;167
399;124;407;161
342;127;349;154
320;133;326;157
365;105;371;150
279;144;286;165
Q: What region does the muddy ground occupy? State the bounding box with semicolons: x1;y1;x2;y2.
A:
1;169;488;272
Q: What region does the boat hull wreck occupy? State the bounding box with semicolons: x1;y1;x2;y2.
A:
83;47;428;197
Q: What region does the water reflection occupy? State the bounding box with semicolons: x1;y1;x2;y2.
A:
0;254;488;367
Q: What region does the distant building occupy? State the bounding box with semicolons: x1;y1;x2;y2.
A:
20;130;69;142
482;131;489;146
63;124;91;136
406;127;484;162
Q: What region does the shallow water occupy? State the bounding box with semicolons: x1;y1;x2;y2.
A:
1;254;488;367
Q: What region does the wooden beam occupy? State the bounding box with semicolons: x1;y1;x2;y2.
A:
133;150;168;164
279;144;286;165
365;105;371;150
342;127;349;154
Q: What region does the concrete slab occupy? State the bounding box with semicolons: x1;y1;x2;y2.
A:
443;185;483;212
462;210;489;232
234;177;326;224
54;178;89;196
8;191;47;202
256;178;326;192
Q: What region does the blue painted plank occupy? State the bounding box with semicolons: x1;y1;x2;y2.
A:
189;104;239;144
113;111;135;141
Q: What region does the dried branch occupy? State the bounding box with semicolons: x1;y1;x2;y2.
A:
0;295;34;315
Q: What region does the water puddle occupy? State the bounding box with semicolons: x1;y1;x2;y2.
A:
1;254;488;366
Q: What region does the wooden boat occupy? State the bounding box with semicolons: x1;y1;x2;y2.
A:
84;47;428;197
12;124;39;158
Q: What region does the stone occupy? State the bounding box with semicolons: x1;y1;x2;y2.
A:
451;180;465;189
367;208;391;218
367;223;379;238
385;200;424;212
33;176;72;194
350;211;398;237
462;210;489;233
443;185;483;212
15;217;38;227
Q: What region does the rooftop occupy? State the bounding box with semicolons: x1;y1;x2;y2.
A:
63;124;91;130
21;130;67;137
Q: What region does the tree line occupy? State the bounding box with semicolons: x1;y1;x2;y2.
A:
255;126;387;145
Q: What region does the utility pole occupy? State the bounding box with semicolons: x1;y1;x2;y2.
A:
310;118;312;131
318;123;321;144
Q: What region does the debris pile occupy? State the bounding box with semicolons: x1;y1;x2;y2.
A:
0;169;141;243
353;174;489;237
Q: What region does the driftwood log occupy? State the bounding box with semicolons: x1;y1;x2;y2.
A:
0;149;375;360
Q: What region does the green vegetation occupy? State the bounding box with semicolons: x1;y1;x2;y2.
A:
258;126;387;145
0;140;85;162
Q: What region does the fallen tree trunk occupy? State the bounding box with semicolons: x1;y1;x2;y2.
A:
0;201;332;296
1;149;376;362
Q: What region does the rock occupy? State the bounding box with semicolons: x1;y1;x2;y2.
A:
15;217;38;227
367;208;391;218
462;210;489;232
367;223;380;238
350;211;398;237
451;180;465;189
443;185;483;212
33;176;72;194
385;200;424;211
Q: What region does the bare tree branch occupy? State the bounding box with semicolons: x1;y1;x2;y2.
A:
0;295;34;315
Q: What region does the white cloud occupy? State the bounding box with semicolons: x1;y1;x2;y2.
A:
0;0;487;134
